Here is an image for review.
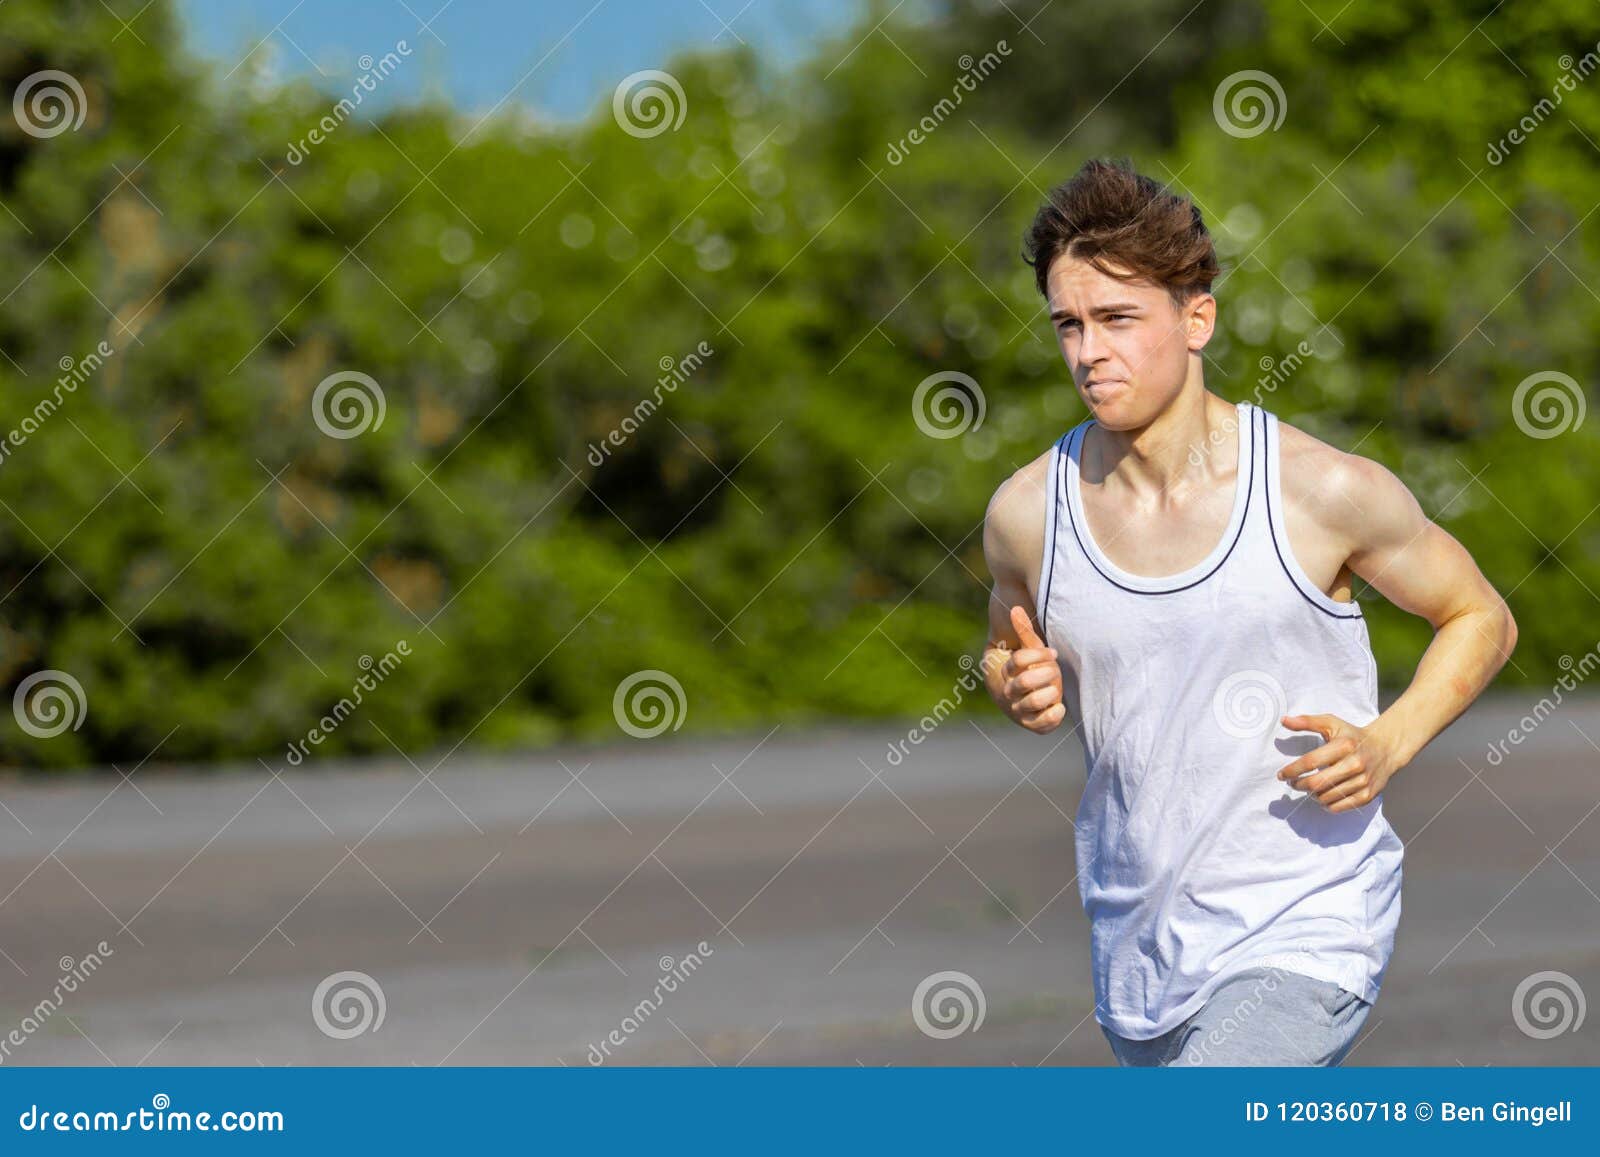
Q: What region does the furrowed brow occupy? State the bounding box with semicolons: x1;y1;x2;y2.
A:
1048;302;1142;321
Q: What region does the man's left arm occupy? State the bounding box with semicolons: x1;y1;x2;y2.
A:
1278;453;1519;814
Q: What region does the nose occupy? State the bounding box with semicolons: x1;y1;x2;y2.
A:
1077;319;1108;369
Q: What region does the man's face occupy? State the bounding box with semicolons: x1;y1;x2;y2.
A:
1044;254;1213;430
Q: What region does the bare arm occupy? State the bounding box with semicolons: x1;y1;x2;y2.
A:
980;456;1066;733
1279;451;1518;812
1338;454;1518;765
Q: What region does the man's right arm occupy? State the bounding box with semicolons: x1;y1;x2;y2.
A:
981;458;1066;734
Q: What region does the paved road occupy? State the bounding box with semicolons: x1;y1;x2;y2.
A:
0;693;1596;1066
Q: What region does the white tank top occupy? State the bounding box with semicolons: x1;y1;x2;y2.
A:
1036;399;1403;1040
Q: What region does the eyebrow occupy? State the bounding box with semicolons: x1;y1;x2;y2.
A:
1048;302;1142;322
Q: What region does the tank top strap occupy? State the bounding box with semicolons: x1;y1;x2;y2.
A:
1237;400;1273;546
1256;403;1367;619
1230;400;1295;575
1040;402;1266;645
1035;423;1082;649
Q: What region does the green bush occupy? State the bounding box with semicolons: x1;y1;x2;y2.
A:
0;0;1592;769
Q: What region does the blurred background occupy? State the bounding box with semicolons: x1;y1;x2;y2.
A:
0;0;1595;1065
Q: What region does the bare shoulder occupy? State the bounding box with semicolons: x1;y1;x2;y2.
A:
1274;411;1511;631
982;444;1053;585
1274;414;1422;547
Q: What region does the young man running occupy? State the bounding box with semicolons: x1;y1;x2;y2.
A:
982;158;1518;1066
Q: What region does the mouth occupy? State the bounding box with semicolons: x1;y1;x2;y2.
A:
1085;378;1124;391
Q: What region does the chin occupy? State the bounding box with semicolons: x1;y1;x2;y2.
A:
1084;389;1138;427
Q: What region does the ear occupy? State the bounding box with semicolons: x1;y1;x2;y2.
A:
1183;292;1216;352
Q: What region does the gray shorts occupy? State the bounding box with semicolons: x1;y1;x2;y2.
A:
1101;966;1374;1067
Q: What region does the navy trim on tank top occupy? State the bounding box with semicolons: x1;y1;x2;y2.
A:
1063;405;1256;597
1037;432;1069;648
1262;406;1364;620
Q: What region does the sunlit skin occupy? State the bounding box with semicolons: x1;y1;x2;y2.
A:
1045;261;1405;809
1045;254;1213;433
981;252;1517;814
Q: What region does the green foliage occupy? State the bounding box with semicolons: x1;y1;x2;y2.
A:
0;0;1592;768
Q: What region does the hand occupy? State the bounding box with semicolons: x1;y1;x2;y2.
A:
1276;713;1403;814
999;606;1065;734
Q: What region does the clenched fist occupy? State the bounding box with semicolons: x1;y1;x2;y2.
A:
994;606;1066;734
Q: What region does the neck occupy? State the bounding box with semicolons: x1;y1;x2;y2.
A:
1086;389;1240;504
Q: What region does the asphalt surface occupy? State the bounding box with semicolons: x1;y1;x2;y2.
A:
0;693;1596;1066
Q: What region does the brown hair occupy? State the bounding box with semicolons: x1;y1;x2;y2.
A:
1022;157;1220;307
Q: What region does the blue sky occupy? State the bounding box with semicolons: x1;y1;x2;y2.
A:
177;0;865;121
